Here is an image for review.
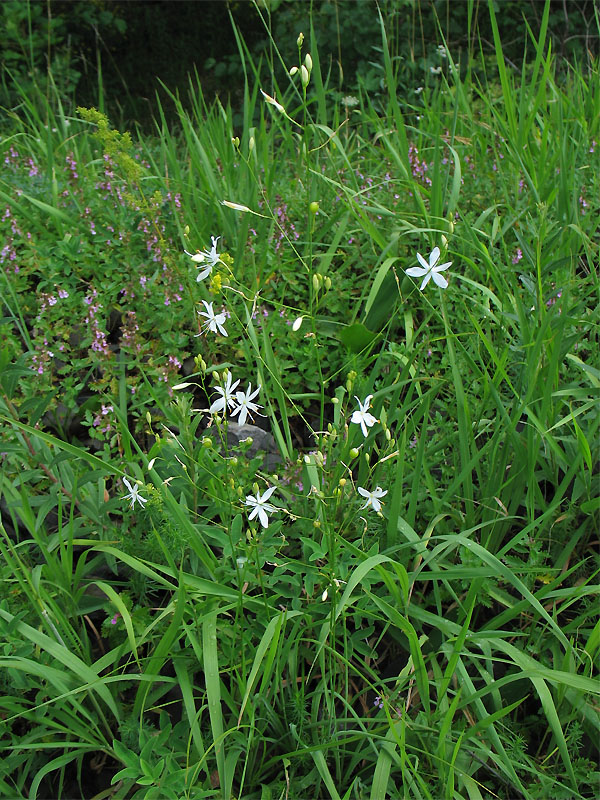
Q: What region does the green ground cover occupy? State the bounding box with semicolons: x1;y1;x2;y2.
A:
0;3;599;798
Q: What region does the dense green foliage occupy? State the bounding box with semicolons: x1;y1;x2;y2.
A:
0;1;599;798
1;0;598;128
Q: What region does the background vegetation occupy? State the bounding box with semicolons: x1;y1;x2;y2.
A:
0;1;599;798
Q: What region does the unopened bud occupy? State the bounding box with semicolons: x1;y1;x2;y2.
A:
292;316;304;331
297;32;304;48
331;397;339;404
289;66;298;77
194;355;206;374
231;136;240;147
249;136;255;152
252;482;259;495
229;457;238;467
146;412;152;425
339;478;346;487
183;225;190;236
386;429;391;440
364;451;370;463
324;276;332;290
349;447;360;459
202;437;212;449
309;200;319;215
304;53;312;71
301;65;309;88
322;588;328;602
441;234;448;248
312;273;320;292
313;520;321;529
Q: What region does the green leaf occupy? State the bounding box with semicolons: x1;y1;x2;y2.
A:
338;323;378;353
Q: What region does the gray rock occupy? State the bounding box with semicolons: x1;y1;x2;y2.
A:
206;422;282;471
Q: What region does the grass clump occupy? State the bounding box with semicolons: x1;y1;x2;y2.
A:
0;3;599;799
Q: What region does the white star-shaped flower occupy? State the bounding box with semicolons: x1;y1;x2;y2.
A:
185;235;223;281
197;300;228;337
405;246;452;290
122;478;148;510
245;486;278;528
350;395;378;437
357;486;388;513
231;382;264;426
209;371;240;415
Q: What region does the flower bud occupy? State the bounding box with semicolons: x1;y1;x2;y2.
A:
312;273;320;292
183;225;190;236
339;478;346;487
222;200;251;213
331;397;339;404
313;520;321;529
385;429;391;440
301;65;309;88
309;200;319;215
324;276;332;290
252;482;259;495
349;447;360;458
146;412;152;425
304;53;312;72
441;234;448;248
364;451;370;463
249;136;255;152
194;355;206;374
322;588;328;602
202;437;212;449
297;32;304;48
229;457;238;467
231;136;240;147
292;316;304;331
147;458;156;471
289;66;298;76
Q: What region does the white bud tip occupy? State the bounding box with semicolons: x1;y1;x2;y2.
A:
221;200;251;213
292;316;304;331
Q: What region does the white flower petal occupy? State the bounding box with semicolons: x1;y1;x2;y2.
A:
419;272;433;290
429;246;440;267
406;266;428;277
260;486;277;503
431;271;449;289
416;252;430;270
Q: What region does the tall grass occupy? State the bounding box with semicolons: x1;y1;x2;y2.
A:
0;2;598;798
